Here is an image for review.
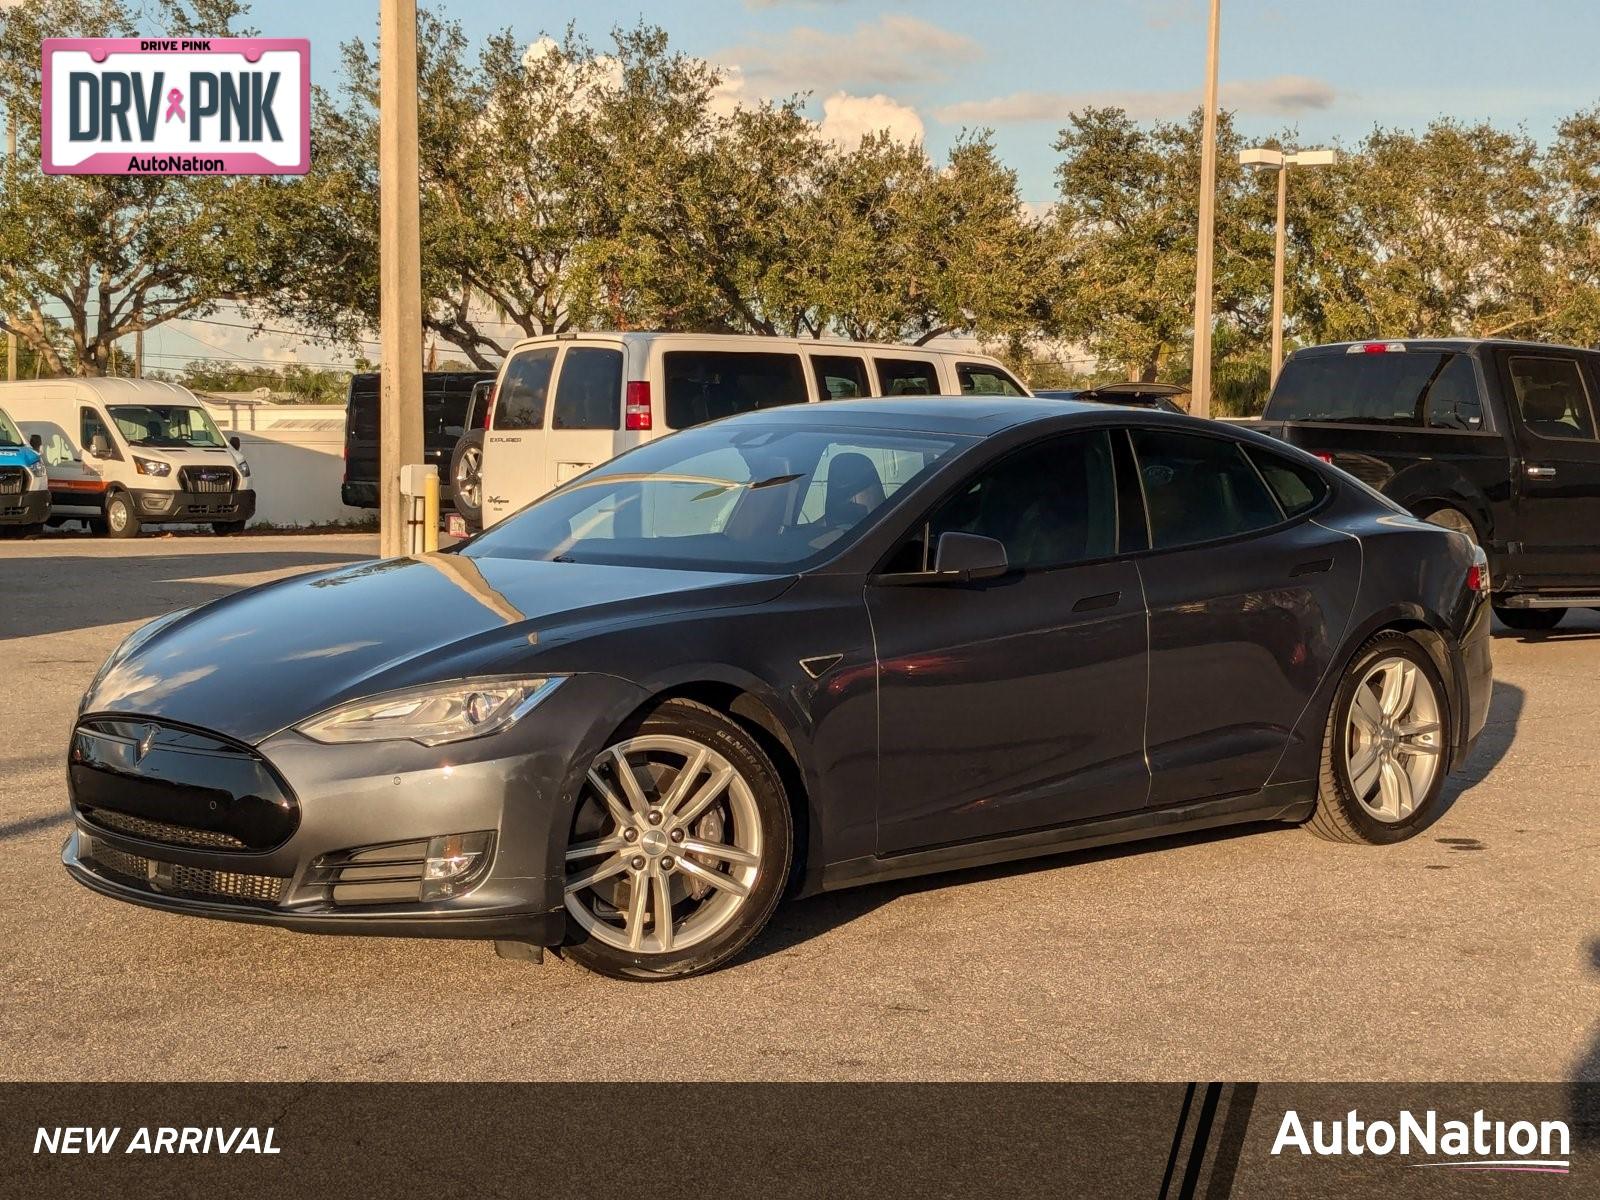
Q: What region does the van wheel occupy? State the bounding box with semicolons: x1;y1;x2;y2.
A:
104;492;140;538
450;431;485;528
1494;605;1565;631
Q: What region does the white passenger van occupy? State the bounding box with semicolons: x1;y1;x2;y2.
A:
478;333;1027;527
2;378;255;537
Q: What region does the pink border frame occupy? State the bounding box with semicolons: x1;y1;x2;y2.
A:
41;37;310;175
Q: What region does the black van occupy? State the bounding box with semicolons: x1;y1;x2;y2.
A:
340;371;497;511
1257;338;1600;629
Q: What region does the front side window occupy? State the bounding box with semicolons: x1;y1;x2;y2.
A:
1509;356;1595;441
1132;429;1283;550
106;404;224;449
811;355;871;400
875;358;941;396
957;362;1026;396
466;423;962;572
81;407;118;457
1425;354;1484;431
552;347;624;430
1267;352;1446;426
492;348;557;430
663;352;808;430
889;431;1118;573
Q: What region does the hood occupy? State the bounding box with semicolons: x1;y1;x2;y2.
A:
0;444;40;469
86;552;794;744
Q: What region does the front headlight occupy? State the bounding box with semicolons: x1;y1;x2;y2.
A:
26;460;47;490
132;455;171;477
296;677;563;747
237;458;251;478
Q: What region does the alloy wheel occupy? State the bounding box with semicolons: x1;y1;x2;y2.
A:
456;445;482;510
564;734;763;955
1344;656;1443;822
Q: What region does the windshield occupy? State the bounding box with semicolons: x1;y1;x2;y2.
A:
107;403;227;449
0;409;21;448
465;424;966;572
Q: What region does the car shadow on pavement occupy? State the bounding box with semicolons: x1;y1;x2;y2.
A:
1;549;372;641
746;679;1527;967
1570;940;1600;1144
1494;607;1600;643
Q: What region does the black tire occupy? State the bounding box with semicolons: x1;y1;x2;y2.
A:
212;521;246;536
559;698;792;981
449;430;485;530
84;517;108;535
104;491;140;538
1307;631;1452;845
1418;504;1479;546
1494;605;1565;631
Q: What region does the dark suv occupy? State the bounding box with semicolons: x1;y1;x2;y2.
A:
340;371;496;512
1257;338;1600;629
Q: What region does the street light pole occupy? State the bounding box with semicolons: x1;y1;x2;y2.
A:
6;114;15;383
1240;147;1336;384
378;0;425;558
1190;0;1222;418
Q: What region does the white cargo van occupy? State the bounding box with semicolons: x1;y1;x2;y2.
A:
477;333;1027;527
2;378;256;537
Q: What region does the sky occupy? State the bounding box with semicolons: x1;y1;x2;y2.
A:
130;0;1600;376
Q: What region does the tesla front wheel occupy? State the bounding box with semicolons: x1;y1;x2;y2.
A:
560;699;792;980
1308;632;1451;845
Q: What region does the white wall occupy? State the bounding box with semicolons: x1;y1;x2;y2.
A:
235;428;370;528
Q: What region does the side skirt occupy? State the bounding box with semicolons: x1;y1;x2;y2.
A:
819;782;1316;893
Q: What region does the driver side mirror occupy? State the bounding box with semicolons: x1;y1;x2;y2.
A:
28;434;41;452
875;531;1009;586
88;432;110;458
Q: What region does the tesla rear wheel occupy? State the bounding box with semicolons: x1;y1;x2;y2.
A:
1308;632;1451;844
560;700;791;980
1494;605;1565;631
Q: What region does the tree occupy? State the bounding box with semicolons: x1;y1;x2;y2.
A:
0;0;295;375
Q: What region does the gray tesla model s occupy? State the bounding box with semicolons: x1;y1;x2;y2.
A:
63;397;1492;980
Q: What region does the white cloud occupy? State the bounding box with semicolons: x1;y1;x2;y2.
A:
817;92;924;147
934;75;1339;125
723;15;980;95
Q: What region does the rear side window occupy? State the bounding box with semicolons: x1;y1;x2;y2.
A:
552;347;624;430
664;351;808;429
1509;356;1595;441
811;355;871;400
1131;429;1283;550
1247;447;1328;517
876;358;941;396
1425;354;1484;431
347;375;379;437
957;362;1025;396
493;348;557;430
1267;352;1449;426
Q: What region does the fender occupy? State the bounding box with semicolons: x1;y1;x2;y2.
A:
1380;461;1496;544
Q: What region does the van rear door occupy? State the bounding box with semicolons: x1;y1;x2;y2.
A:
481;346;557;527
543;343;626;493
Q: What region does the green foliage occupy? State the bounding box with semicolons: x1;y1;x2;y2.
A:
159;360;350;404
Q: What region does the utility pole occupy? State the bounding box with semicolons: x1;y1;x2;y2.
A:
134;321;143;379
1240;147;1336;384
1189;0;1222;418
6;114;15;383
378;0;425;558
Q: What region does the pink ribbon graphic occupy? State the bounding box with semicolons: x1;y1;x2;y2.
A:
164;88;185;123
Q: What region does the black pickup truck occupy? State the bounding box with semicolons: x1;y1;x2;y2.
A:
1255;337;1600;630
340;370;496;513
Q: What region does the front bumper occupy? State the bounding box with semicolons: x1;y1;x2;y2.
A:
0;489;49;525
62;674;649;946
132;487;256;525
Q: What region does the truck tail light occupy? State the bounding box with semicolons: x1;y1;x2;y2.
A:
1311;451;1334;464
625;381;652;431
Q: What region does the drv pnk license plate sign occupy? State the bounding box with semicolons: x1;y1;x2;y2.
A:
41;38;310;175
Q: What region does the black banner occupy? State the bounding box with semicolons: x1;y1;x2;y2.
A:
4;1083;1595;1198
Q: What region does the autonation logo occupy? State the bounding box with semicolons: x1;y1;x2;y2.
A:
1272;1108;1571;1174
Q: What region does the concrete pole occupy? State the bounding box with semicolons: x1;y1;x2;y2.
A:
134;321;143;379
1189;0;1222;418
1270;162;1287;385
378;0;425;558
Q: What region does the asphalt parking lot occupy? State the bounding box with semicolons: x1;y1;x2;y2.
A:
3;533;1598;1082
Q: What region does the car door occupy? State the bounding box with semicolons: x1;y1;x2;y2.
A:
480;346;557;527
1127;427;1360;806
58;403;117;514
1498;349;1600;587
868;429;1150;855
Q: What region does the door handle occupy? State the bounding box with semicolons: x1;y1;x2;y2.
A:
1526;465;1557;479
1072;590;1121;613
1290;558;1333;578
